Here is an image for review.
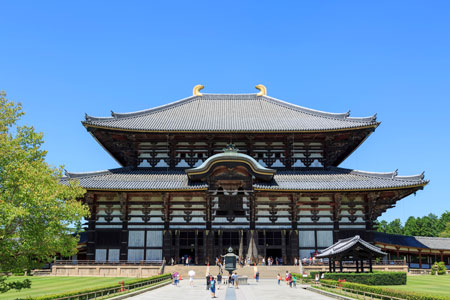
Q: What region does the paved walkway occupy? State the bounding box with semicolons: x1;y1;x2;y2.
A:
128;279;334;300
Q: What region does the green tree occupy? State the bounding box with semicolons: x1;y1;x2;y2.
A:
385;219;404;235
376;219;404;235
0;91;89;292
404;216;419;236
439;222;450;238
438;211;450;234
375;220;388;233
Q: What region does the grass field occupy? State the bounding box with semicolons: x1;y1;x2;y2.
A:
384;275;450;298
0;276;130;300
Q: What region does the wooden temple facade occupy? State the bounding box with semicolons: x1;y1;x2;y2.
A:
64;85;428;265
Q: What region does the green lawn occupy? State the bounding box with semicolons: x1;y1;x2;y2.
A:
1;276;130;300
383;275;450;298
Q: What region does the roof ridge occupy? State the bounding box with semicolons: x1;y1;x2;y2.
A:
64;168;115;179
415;236;450;240
84;95;199;122
262;95;378;123
83;93;379;125
350;169;426;181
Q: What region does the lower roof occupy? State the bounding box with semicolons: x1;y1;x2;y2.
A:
317;235;386;258
62;167;427;192
374;232;450;251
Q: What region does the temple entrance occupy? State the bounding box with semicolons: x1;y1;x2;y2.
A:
179;249;195;264
266;248;282;261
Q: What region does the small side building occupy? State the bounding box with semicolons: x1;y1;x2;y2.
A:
374;232;450;269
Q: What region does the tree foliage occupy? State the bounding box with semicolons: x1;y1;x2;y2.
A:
376;211;450;237
0;91;89;291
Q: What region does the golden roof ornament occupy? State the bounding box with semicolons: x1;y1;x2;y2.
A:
193;84;204;96
255;84;267;96
223;143;239;153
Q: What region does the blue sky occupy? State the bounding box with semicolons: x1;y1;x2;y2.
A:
1;1;449;222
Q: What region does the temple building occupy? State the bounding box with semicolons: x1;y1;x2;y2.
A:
63;84;427;265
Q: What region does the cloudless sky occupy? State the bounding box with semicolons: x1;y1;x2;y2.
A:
1;1;449;222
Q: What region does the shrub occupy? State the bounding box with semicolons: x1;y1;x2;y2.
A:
432;262;447;275
319;279;449;300
27;273;171;300
321;271;406;285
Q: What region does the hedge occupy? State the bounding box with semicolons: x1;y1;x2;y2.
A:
319;279;450;300
26;273;171;300
322;271;407;285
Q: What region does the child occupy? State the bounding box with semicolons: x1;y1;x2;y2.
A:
277;273;281;286
210;276;216;298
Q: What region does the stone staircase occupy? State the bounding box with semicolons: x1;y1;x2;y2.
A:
164;265;302;279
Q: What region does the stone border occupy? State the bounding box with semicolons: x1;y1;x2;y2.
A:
305;286;355;300
107;279;171;300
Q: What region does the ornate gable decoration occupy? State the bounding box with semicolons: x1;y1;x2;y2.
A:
186;144;276;182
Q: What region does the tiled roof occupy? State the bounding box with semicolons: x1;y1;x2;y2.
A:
254;167;427;191
83;94;378;132
317;235;386;258
374;232;450;250
62;167;426;191
63;169;207;190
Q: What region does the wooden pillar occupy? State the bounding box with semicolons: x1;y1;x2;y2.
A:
339;259;343;272
291;230;299;265
329;259;332;273
206;195;212;230
163;230;171;262
203;231;207;265
281;230;287;264
175;230;180;263
291;194;298;230
206;230;214;265
419;250;422;269
333;259;336;272
361;259;364;272
333;194;341;243
356;259;359;273
218;230;223;255
194;230;198;265
85;193;96;261
249;194;256;230
119;192;129;261
369;257;373;273
440;251;444;262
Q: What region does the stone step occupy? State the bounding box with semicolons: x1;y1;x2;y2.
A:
164;265;302;279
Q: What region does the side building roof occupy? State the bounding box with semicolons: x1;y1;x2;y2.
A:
374;232;450;251
62;167;427;192
83;93;378;132
317;235;387;258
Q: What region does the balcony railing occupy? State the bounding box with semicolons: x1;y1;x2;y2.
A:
54;260;164;266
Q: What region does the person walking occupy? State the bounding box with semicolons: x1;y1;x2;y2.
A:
292;274;297;288
188;270;195;287
217;273;222;290
210;276;216;298
255;271;260;282
285;271;289;285
277;273;281;286
234;272;239;289
206;273;211;290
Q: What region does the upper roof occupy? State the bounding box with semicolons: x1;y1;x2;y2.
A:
62;166;427;192
374;232;450;250
317;235;386;258
83;92;379;132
